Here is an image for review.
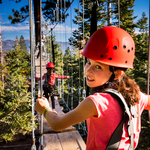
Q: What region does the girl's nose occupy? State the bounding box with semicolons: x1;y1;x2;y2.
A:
86;65;93;75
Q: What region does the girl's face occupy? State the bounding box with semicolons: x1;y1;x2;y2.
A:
84;58;112;87
47;68;54;76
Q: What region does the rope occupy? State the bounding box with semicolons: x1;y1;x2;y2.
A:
70;0;74;110
82;0;87;135
60;0;65;100
64;0;70;107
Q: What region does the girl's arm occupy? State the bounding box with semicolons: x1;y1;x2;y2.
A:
35;74;46;81
54;73;70;79
145;95;150;110
35;98;98;131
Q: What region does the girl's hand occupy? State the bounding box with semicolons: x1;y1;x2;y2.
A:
35;97;50;114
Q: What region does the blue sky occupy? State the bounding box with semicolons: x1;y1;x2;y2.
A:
0;0;149;41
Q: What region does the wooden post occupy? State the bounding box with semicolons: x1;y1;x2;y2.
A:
87;1;98;96
147;1;150;121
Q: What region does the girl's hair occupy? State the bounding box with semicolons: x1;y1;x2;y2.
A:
91;71;140;106
115;72;140;106
47;68;54;76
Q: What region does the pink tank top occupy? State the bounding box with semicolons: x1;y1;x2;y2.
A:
86;92;148;150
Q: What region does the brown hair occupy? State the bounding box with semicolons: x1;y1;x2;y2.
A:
116;72;140;106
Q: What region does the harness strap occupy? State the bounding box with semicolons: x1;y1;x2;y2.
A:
105;112;127;150
104;89;134;150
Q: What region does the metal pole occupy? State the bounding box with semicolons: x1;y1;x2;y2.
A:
118;0;120;27
39;0;43;149
30;1;36;150
147;1;150;121
29;0;36;149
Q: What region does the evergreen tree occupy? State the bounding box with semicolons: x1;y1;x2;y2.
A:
6;37;31;77
125;12;148;93
7;0;71;24
112;0;137;34
133;12;150;150
0;70;34;142
69;0;107;49
0;41;35;142
19;35;28;52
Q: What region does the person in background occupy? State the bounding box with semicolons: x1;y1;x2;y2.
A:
36;62;70;111
35;26;150;149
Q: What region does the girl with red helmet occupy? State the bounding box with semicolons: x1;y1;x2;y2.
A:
36;62;70;110
35;26;150;149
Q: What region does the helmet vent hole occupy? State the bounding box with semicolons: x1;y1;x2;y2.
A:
125;61;128;63
128;50;130;53
113;46;118;50
131;47;133;50
100;55;103;58
123;45;126;49
109;57;112;60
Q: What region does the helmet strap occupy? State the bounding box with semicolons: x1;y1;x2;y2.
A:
109;66;115;82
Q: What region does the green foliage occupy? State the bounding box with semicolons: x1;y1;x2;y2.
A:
5;36;31;76
69;0;107;49
8;0;71;24
0;71;35;142
136;110;150;150
19;35;28;52
0;36;36;142
2;0;150;148
112;0;137;34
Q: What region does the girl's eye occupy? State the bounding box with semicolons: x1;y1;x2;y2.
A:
96;65;101;69
86;61;91;65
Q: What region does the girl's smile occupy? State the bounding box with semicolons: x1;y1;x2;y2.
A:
84;58;112;87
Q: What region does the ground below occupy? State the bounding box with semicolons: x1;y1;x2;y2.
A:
0;130;40;150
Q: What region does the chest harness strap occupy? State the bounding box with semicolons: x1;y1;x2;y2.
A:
104;89;139;150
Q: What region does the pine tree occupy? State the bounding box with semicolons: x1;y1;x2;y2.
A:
0;70;34;142
0;40;35;142
112;0;137;34
6;37;31;77
19;35;28;52
69;0;107;49
7;0;71;24
133;12;150;150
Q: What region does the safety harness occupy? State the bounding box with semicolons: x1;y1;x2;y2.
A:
43;73;55;97
43;73;49;87
104;89;139;150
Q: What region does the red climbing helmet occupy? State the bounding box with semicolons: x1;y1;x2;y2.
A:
82;26;135;68
46;62;55;69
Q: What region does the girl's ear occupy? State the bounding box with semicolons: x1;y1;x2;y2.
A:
114;70;123;80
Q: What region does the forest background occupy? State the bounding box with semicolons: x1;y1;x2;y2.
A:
0;0;150;149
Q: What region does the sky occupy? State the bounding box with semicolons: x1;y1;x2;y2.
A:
0;0;149;42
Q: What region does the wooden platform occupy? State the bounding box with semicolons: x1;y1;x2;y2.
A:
37;97;86;150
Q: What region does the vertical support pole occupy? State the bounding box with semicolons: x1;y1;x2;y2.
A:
29;0;36;149
39;0;43;149
51;29;55;65
107;1;111;26
0;16;4;89
34;0;43;149
34;0;41;46
118;0;120;28
87;0;98;96
147;1;150;121
90;2;98;36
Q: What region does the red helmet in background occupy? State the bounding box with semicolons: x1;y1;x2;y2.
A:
82;26;135;68
46;62;55;69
